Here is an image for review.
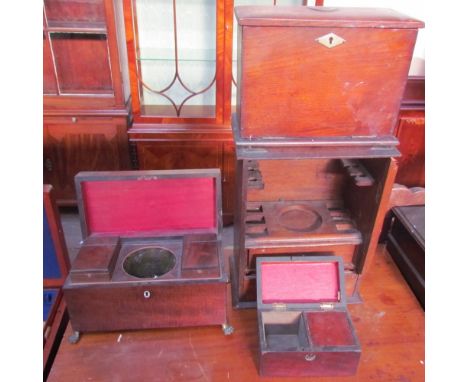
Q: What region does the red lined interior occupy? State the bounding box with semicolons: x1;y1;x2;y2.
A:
306;312;355;346
261;262;340;304
81;177;216;236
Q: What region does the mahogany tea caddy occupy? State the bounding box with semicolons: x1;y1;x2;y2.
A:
63;169;233;343
257;256;360;377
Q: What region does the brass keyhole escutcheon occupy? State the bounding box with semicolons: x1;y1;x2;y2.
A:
316;33;345;48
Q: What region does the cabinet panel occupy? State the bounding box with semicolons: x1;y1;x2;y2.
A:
395;112;425;188
44;121;128;202
50;33;113;94
136;141;223;170
44;0;106;24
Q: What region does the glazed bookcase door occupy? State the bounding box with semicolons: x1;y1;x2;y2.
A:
124;0;226;123
43;0;126;108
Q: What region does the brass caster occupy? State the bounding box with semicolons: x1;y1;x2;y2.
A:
222;324;234;336
68;331;81;344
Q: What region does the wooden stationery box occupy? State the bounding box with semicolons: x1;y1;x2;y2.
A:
257;256;360;377
63;169;230;336
235;6;424;140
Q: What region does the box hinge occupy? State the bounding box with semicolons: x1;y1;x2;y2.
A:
320;303;334;310
272;303;287;311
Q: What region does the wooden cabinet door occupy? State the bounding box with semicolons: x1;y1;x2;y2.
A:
43;120;128;203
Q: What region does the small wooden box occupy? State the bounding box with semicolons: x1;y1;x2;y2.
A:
235;6;424;140
63;169;229;336
257;256;360;377
386;205;425;308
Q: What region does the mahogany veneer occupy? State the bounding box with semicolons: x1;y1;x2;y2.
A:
235;6;424;141
257;256;360;377
63;169;230;339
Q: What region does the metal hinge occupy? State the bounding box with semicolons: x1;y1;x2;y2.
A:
320;303;334;310
272;303;287;310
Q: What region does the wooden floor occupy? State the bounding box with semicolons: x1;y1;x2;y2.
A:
48;240;425;382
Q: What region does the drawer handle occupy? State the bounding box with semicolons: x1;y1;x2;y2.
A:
305;354;316;362
143;290;151;299
71;117;77;123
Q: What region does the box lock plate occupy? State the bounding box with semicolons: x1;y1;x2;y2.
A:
316;33;345;48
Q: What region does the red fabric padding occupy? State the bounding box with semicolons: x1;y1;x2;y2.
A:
306;312;355;346
82;177;216;236
261;262;340;304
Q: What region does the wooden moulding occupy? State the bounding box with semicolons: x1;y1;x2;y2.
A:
388;183;425;212
256;256;360;377
232;115;401;160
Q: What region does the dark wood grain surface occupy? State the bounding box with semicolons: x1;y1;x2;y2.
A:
236;7;422;139
48;245;424;382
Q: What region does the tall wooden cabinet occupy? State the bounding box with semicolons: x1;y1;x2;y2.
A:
230;6;424;307
43;0;131;205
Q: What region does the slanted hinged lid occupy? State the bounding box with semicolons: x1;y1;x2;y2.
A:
75;169;222;239
256;256;346;311
235;6;424;29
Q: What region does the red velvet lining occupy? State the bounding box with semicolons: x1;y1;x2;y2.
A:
306;312;355;346
82;178;216;236
261;262;340;304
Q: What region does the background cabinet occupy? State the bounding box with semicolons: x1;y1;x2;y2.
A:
395;76;425;188
43;0;131;205
43;116;130;204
